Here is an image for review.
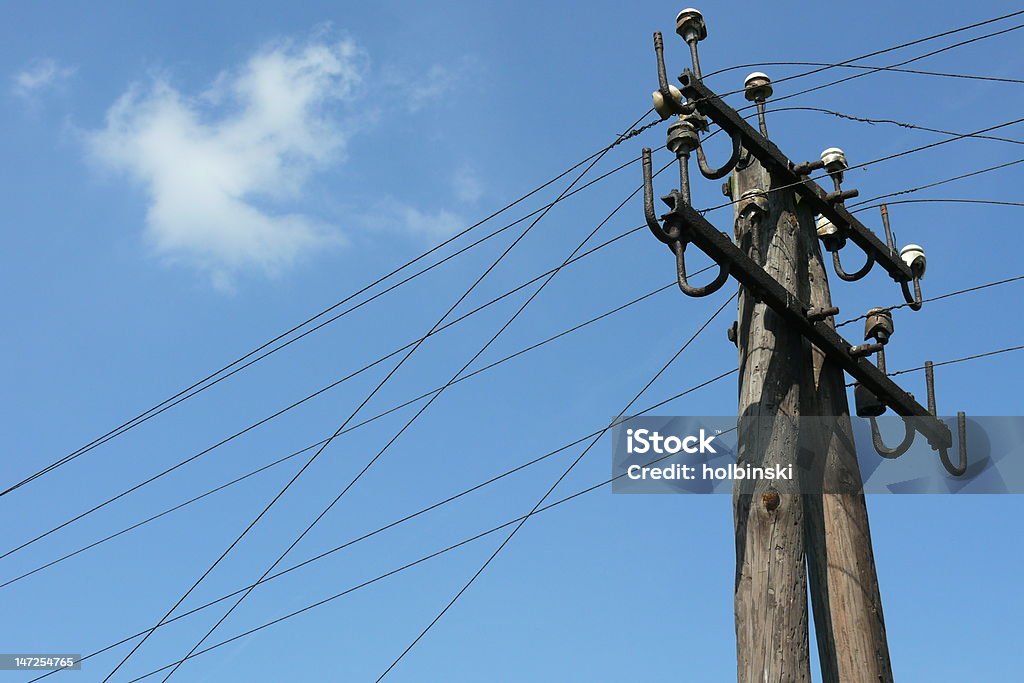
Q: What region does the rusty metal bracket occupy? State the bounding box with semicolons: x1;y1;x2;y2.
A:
677;70;916;284
869;417;916;458
661;200;952;451
642;148;729;298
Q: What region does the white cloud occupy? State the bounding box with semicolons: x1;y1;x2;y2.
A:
406;64;457;112
12;58;76;98
452;165;483;203
86;38;364;282
392;204;466;239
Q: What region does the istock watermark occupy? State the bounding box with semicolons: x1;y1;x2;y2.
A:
611;416;1024;494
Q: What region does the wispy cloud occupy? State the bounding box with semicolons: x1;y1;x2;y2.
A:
406;64;457;112
12;58;76;98
452;165;484;204
86;37;364;284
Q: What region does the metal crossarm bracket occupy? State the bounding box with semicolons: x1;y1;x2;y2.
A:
665;201;953;451
677;70;915;284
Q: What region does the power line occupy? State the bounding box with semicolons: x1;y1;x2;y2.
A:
26;368;735;682
0;162;673;564
849;158;1024;208
887;344;1024;377
159;141;670;683
374;293;735;681
698;10;1024;106
2;113;660;499
96;111;647;683
767;107;1024;147
100;113;654;682
120;431;710;683
1;274;696;590
733;20;1024;113
852;198;1024;212
836;274;1024;328
707;60;1024;86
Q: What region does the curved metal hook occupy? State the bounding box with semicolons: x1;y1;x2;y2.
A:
939;412;968;476
900;277;923;311
832;245;875;282
695;129;743;180
652;32;686;119
869;416;916;459
673;239;730;297
642;148;676;245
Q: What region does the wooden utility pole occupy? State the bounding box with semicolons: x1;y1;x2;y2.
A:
801;212;894;681
644;9;966;681
731;148;813;682
729;90;894;681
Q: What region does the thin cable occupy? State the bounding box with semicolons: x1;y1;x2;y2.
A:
731;21;1024;114
849;158;1024;209
707;60;1024;86
108;380;733;683
1;275;690;591
852;198;1024;212
887;345;1024;377
767;106;1024;147
27;369;735;682
100;112;653;682
697;10;1024;105
836;275;1024;328
1;171;670;564
160;143;659;682
374;292;735;681
4;111;659;497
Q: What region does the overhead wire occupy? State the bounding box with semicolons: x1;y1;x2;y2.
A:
100;111;658;682
836;275;1024;328
1;272;698;590
29;366;737;679
887;344;1024;377
706;60;1024;86
374;293;735;681
2;113;660;499
29;368;736;683
158;134;676;682
2;157;679;565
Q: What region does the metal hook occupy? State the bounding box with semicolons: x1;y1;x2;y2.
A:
939;413;969;476
651;32;686;119
869;416;916;458
673;239;730;297
695;130;743;180
925;360;968;476
642;148;677;245
900;277;923;311
832;246;875;282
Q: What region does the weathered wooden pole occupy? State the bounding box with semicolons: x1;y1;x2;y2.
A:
730;142;814;682
800;172;894;681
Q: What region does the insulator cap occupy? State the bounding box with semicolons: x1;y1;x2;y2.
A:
900;244;927;278
864;308;895;344
743;72;773;101
820;147;848;173
815;215;846;251
666;116;701;155
652;85;684;119
676;8;707;42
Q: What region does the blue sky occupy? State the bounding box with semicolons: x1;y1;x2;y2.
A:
2;1;1023;680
